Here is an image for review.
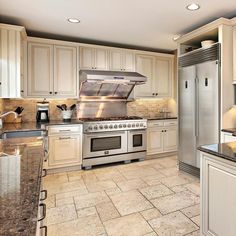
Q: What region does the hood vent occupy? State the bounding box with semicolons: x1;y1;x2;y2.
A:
79;70;147;100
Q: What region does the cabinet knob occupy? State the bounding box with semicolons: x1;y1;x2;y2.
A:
152;93;155;96
156;93;158;96
55;92;58;95
21;90;24;93
49;92;52;94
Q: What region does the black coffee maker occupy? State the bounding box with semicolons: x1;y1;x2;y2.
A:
36;100;49;123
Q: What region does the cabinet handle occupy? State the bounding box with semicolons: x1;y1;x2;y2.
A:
42;169;47;178
38;203;46;221
40;190;47;201
59;129;71;132
59;137;71;140
40;226;47;236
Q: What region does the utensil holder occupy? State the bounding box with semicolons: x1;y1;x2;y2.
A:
61;110;72;121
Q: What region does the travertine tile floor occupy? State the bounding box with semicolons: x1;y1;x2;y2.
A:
43;156;200;236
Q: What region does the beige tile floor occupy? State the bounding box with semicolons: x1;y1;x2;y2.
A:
43;156;200;236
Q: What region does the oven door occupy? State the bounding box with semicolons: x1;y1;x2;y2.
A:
83;131;128;158
128;129;147;152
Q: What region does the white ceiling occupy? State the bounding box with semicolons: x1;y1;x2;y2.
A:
0;0;236;51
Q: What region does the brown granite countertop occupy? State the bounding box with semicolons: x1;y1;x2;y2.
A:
145;116;177;120
0;137;44;236
0;119;84;135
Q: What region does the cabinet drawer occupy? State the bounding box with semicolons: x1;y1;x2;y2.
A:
148;121;164;128
48;125;82;135
164;120;177;126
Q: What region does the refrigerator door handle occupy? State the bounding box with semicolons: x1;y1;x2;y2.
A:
195;77;199;138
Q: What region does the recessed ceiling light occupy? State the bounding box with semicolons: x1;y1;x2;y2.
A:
67;18;80;23
186;3;200;11
173;35;181;41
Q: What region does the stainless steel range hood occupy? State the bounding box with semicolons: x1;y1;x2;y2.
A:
79;70;147;101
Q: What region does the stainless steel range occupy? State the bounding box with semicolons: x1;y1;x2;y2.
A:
81;116;147;169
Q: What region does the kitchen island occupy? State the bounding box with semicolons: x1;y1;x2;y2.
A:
198;142;236;236
0;137;45;235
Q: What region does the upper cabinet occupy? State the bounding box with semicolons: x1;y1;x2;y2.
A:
233;26;236;83
135;54;174;98
27;40;77;98
110;49;135;72
0;24;27;98
80;46;108;70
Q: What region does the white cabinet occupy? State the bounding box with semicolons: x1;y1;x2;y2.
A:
110;49;135;71
28;42;54;96
48;134;82;168
221;132;236;143
0;24;26;98
155;57;173;97
27;41;77;97
201;152;236;236
135;54;174;98
135;54;155;97
46;125;82;170
147;120;177;155
54;45;77;97
233;26;236;83
80;46;108;70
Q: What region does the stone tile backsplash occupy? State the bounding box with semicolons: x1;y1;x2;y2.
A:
0;98;176;122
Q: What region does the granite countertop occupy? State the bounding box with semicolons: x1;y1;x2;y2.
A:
144;116;177;120
0;137;44;235
198;142;236;163
221;128;236;135
1;119;84;135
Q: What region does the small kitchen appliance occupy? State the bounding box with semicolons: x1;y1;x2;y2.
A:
36;100;49;123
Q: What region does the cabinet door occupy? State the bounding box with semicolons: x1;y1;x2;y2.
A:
110;50;123;71
54;45;77;97
135;55;155;97
94;48;108;70
233;26;236;83
201;154;236;236
28;42;53;96
123;51;135;72
0;28;22;98
80;47;94;69
155;57;173;97
147;127;163;155
163;127;178;152
48;134;82;168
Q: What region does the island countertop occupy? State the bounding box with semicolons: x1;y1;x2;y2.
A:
0;137;44;235
198;142;236;163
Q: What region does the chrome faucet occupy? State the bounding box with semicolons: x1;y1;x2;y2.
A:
0;111;18;129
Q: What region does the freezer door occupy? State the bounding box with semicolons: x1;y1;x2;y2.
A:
178;65;197;166
196;61;219;167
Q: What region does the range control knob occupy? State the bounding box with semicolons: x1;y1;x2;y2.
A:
123;124;127;128
99;125;104;129
114;124;118;129
119;124;123;128
88;126;93;130
132;123;135;127
104;125;108;129
127;124;131;128
140;123;144;127
109;124;113;129
136;123;140;127
94;125;98;130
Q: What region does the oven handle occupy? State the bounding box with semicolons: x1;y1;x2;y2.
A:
84;131;127;138
128;129;147;133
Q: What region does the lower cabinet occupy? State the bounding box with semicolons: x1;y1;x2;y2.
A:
47;134;82;169
221;132;236;143
147;120;177;155
201;152;236;236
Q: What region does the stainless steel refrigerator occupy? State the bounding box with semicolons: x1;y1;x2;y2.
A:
178;43;220;176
